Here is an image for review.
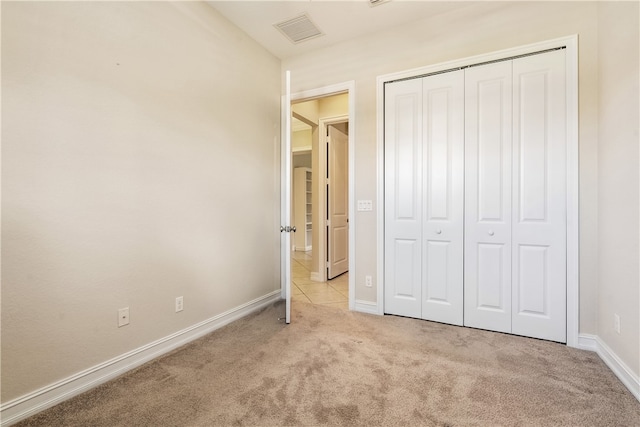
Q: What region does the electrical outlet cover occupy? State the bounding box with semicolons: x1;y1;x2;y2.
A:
118;307;130;327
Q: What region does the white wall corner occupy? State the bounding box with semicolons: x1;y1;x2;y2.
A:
355;300;380;315
0;291;282;427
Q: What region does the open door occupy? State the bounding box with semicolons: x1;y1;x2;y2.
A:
327;124;349;279
280;70;292;324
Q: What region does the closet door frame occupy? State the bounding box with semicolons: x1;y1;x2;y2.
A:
376;35;579;347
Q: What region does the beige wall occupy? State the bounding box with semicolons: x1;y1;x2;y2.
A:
3;0;638;409
1;2;281;402
597;2;640;376
284;1;600;324
292;129;312;151
284;0;639;376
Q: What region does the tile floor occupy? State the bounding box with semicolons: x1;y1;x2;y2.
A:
291;251;349;310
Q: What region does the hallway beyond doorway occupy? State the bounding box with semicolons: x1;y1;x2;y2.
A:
291;251;348;310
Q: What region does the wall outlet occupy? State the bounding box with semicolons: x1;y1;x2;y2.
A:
365;275;373;287
118;307;130;327
614;314;620;334
175;296;184;313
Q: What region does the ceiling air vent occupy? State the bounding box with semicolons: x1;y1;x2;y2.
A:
274;13;324;44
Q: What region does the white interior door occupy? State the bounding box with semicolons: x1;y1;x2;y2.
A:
421;70;464;325
327;125;349;279
464;61;513;334
384;78;423;318
511;50;566;342
280;70;292;324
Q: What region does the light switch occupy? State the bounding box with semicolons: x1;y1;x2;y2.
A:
357;200;373;211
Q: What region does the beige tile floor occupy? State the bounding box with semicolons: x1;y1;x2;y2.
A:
291;251;349;310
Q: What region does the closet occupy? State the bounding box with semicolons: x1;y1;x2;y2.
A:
293;167;312;252
384;49;567;343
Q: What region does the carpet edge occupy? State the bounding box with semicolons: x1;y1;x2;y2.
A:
0;290;282;426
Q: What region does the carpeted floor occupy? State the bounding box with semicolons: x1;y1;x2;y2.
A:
16;300;640;426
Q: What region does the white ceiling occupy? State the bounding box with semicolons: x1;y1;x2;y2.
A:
206;1;472;59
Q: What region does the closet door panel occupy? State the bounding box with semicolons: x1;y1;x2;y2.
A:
384;79;423;318
512;50;566;342
422;70;464;325
464;61;513;333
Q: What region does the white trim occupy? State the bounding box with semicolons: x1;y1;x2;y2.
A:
577;333;598;352
574;334;639;402
0;291;282;427
291;81;356;311
347;83;358;312
292;147;312;154
564;35;580;348
595;337;640;401
376;36;580;342
376;60;386;316
355;299;379;315
291;81;352;103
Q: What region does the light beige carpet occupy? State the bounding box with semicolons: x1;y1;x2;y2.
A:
16;301;640;426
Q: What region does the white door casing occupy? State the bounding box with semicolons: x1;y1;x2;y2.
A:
464;60;513;334
290;81;356;310
328;125;349;279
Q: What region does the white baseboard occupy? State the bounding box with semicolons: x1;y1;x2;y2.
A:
578;333;640;402
310;271;323;282
577;333;598;352
0;290;282;427
354;299;379;315
595;336;640;401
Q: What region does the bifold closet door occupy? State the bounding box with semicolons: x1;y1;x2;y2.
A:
421;70;464;326
464;61;514;334
511;50;566;342
465;50;567;342
384;71;464;324
384;78;423;318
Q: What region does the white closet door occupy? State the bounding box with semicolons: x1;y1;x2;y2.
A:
464;61;513;333
511;50;566;342
384;78;423;318
421;70;464;325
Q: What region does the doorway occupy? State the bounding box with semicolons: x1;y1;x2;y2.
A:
289;87;354;310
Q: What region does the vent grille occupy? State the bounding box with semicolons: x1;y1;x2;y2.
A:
274;13;324;44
